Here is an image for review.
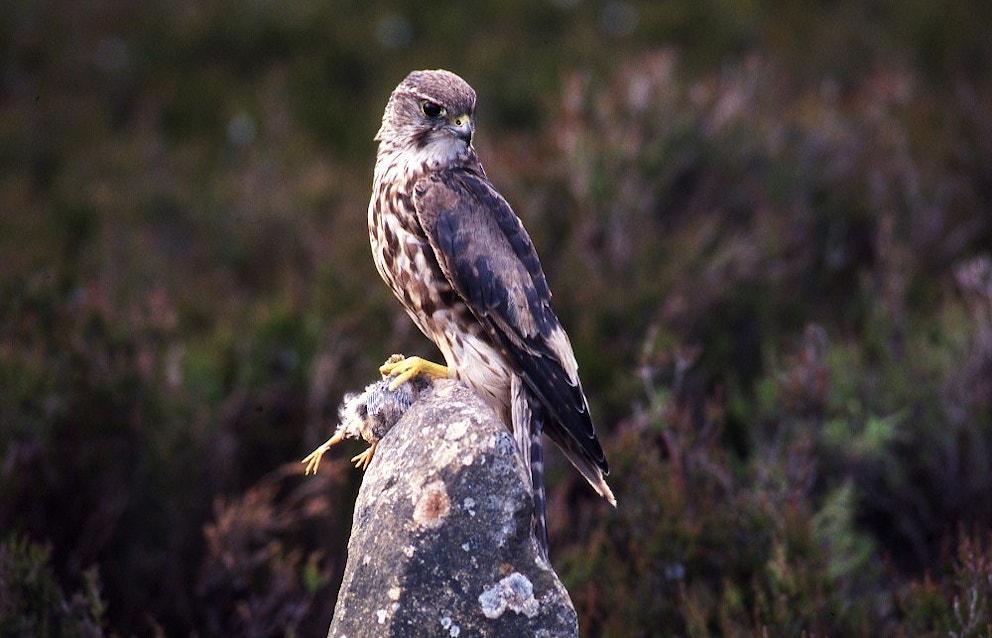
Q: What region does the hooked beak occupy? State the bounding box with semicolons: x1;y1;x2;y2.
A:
447;114;473;144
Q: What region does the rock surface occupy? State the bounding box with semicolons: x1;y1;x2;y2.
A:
328;379;578;638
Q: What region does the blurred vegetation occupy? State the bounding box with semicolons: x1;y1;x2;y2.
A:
0;535;106;637
2;0;991;635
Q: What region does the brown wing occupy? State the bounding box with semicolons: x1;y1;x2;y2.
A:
412;168;610;483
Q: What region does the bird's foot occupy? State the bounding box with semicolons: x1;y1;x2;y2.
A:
302;431;346;475
350;441;378;471
379;354;448;390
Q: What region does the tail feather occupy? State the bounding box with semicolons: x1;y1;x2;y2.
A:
529;408;549;557
512;374;550;559
544;420;617;507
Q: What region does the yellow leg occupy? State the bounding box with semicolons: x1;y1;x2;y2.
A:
379;355;448;390
302;431;346;475
350;440;378;471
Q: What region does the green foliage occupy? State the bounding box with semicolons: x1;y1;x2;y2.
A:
0;536;106;638
555;352;881;636
898;531;992;637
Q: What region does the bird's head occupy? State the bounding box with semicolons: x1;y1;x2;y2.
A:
375;69;477;172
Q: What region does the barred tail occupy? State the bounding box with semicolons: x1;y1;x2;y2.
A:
529;404;548;558
512;374;550;559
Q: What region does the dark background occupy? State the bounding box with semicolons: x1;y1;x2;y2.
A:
2;0;991;635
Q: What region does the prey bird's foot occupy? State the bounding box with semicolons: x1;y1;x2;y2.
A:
301;432;346;475
351;441;378;471
301;447;327;476
379;355;448;390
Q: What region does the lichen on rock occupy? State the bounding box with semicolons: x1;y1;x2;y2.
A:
326;379;578;638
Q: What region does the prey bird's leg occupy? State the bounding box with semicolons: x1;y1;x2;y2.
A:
350;440;379;471
379;354;448;390
302;430;347;475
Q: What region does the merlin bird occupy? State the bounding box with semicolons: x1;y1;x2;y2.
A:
369;69;615;553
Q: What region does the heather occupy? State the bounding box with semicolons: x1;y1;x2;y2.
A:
2;1;991;635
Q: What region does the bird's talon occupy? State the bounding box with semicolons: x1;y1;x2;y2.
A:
379;355;447;389
386;370;415;391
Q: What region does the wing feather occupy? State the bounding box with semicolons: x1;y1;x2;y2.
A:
413;169;609;478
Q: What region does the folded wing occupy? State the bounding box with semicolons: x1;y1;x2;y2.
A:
413;169;611;497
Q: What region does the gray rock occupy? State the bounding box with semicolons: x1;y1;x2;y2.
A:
328;379;578;638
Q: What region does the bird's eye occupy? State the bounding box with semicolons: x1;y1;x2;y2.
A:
421;101;445;119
